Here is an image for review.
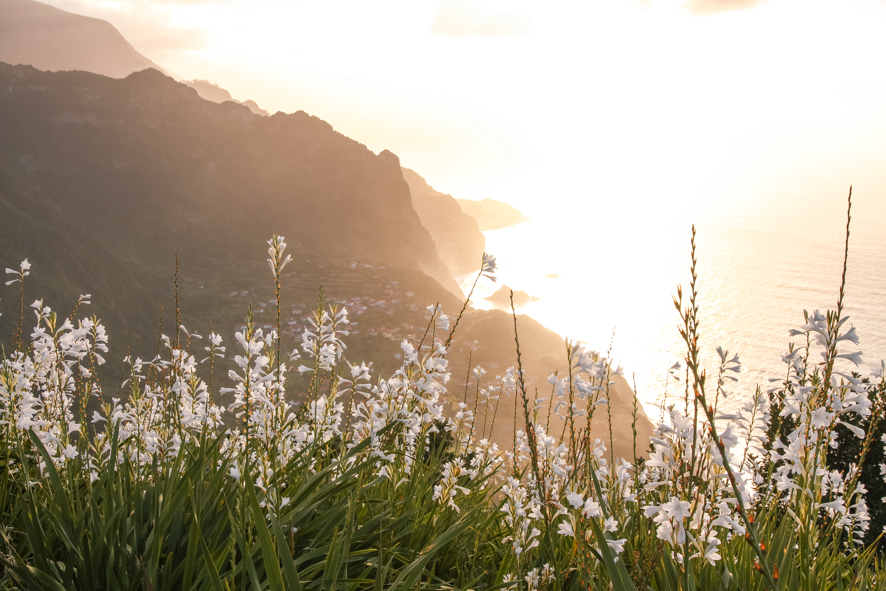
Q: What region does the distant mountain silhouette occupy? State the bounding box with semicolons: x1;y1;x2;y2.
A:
456;198;529;231
0;0;270;117
402;167;485;277
0;0;166;78
184;79;270;117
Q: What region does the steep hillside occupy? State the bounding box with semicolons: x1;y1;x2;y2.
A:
0;63;456;292
402;167;485;276
0;0;165;78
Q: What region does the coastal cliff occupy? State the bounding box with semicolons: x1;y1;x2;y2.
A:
402;167;486;277
456;197;529;231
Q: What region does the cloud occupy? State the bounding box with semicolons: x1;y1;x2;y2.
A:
687;0;766;15
431;0;531;37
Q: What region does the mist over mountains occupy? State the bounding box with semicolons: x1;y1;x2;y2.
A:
402;167;486;277
0;61;460;348
0;0;648;457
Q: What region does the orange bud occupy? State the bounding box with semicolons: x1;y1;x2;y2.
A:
754;560;762;572
773;565;779;581
760;542;767;553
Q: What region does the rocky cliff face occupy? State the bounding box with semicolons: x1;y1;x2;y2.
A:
0;63;460;294
402;167;486;277
0;0;166;78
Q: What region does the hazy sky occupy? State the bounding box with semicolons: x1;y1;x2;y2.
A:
40;0;886;213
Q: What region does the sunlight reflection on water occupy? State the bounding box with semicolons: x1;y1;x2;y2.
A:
461;186;886;420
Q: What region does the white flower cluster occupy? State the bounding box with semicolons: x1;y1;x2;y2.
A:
3;241;886;588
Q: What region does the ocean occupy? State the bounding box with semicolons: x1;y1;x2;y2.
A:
460;183;886;420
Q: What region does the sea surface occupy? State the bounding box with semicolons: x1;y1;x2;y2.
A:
460;184;886;421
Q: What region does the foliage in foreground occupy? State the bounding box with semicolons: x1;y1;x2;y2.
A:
1;197;886;590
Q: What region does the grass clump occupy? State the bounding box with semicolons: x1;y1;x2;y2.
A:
1;191;885;590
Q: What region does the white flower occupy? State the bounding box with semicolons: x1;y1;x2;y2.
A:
557;520;575;537
566;491;584;509
811;407;833;429
662;497;691;521
583;498;602;518
655;519;674;543
607;538;627;554
703;540;721;565
481;252;497;281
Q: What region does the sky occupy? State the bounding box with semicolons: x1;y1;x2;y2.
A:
25;0;886;408
38;0;886;215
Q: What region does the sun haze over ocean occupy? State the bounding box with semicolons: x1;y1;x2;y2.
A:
38;0;886;413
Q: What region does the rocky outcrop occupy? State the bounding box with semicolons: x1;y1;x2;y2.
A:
485;285;537;308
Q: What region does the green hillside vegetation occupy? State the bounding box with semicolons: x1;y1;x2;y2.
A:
0;223;883;590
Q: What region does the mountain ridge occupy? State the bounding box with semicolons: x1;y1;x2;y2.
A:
183;79;270;117
0;62;460;292
0;0;166;78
